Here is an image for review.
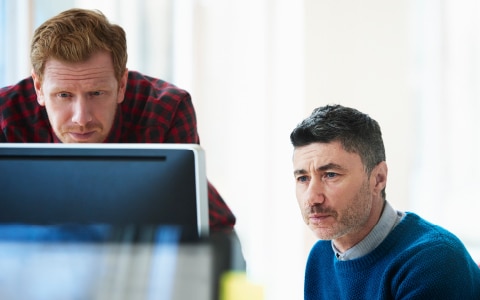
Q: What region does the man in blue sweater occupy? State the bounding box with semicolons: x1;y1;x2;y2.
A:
290;104;480;299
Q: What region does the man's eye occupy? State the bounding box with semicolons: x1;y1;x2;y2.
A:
58;92;70;98
297;176;309;183
90;91;104;96
325;172;338;179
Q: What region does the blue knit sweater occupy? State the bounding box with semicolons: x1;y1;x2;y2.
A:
304;212;480;299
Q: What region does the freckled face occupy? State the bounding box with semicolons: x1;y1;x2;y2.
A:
293;141;374;242
32;51;128;143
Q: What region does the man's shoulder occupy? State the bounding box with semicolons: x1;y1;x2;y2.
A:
384;213;480;298
398;212;463;245
386;212;474;265
125;71;190;102
120;71;195;128
0;77;39;114
307;240;333;260
0;77;50;142
0;77;37;105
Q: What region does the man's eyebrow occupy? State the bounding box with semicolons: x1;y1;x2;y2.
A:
293;169;307;176
317;163;346;172
293;163;347;176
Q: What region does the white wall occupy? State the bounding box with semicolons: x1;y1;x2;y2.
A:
304;1;413;211
3;1;479;299
299;0;414;257
188;1;414;299
185;2;307;299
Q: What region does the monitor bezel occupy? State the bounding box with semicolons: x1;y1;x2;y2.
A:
0;143;210;238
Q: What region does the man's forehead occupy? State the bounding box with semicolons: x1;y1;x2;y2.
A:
293;142;363;169
293;141;344;158
41;64;117;89
43;52;115;78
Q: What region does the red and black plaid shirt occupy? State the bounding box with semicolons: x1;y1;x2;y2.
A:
0;70;236;232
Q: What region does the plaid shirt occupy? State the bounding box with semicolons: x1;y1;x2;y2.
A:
0;70;235;232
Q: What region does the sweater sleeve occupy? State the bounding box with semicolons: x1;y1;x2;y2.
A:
389;233;480;299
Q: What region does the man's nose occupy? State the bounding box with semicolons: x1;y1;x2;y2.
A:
306;177;326;206
71;97;92;126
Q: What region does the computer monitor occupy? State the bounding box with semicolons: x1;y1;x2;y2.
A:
0;143;209;239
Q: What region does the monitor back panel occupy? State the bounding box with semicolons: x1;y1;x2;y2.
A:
0;143;209;238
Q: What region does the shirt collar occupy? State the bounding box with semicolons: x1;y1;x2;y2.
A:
332;201;404;261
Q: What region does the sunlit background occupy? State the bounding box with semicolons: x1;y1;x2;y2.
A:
1;1;480;299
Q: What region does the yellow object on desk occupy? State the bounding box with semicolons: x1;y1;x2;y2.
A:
220;271;264;300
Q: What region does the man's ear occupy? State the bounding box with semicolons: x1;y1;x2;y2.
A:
117;69;128;104
31;70;45;106
372;161;388;195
